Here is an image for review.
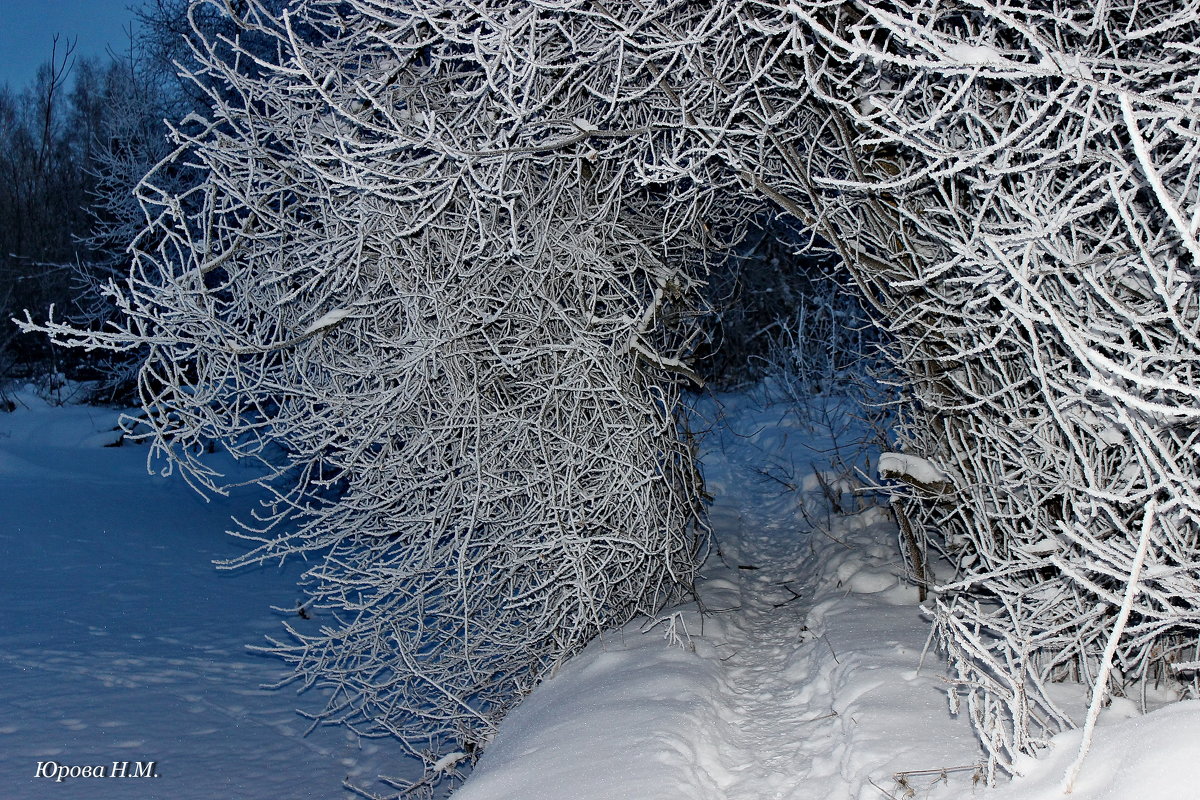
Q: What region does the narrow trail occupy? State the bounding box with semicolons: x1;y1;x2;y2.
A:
692;466;847;800
685;401;981;800
704;566;835;800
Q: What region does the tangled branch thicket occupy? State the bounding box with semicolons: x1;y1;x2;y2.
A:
37;0;726;765
784;3;1200;782
28;0;1200;785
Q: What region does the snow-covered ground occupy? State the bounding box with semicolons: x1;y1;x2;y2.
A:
454;390;1200;800
0;389;421;799
3;386;1197;800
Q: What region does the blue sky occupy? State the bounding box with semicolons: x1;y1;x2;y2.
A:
0;0;142;91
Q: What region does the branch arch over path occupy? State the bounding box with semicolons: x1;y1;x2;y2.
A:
30;0;1200;783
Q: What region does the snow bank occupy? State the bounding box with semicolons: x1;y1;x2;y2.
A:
991;700;1200;800
11;386;1194;800
453;616;729;800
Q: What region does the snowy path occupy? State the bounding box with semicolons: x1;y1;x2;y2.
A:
456;395;983;800
682;416;982;800
686;502;838;797
697;564;834;798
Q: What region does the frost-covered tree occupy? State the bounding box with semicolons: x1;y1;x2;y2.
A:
71;46;188;402
1;38;91;385
27;0;1200;788
30;0;719;778
771;4;1200;783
